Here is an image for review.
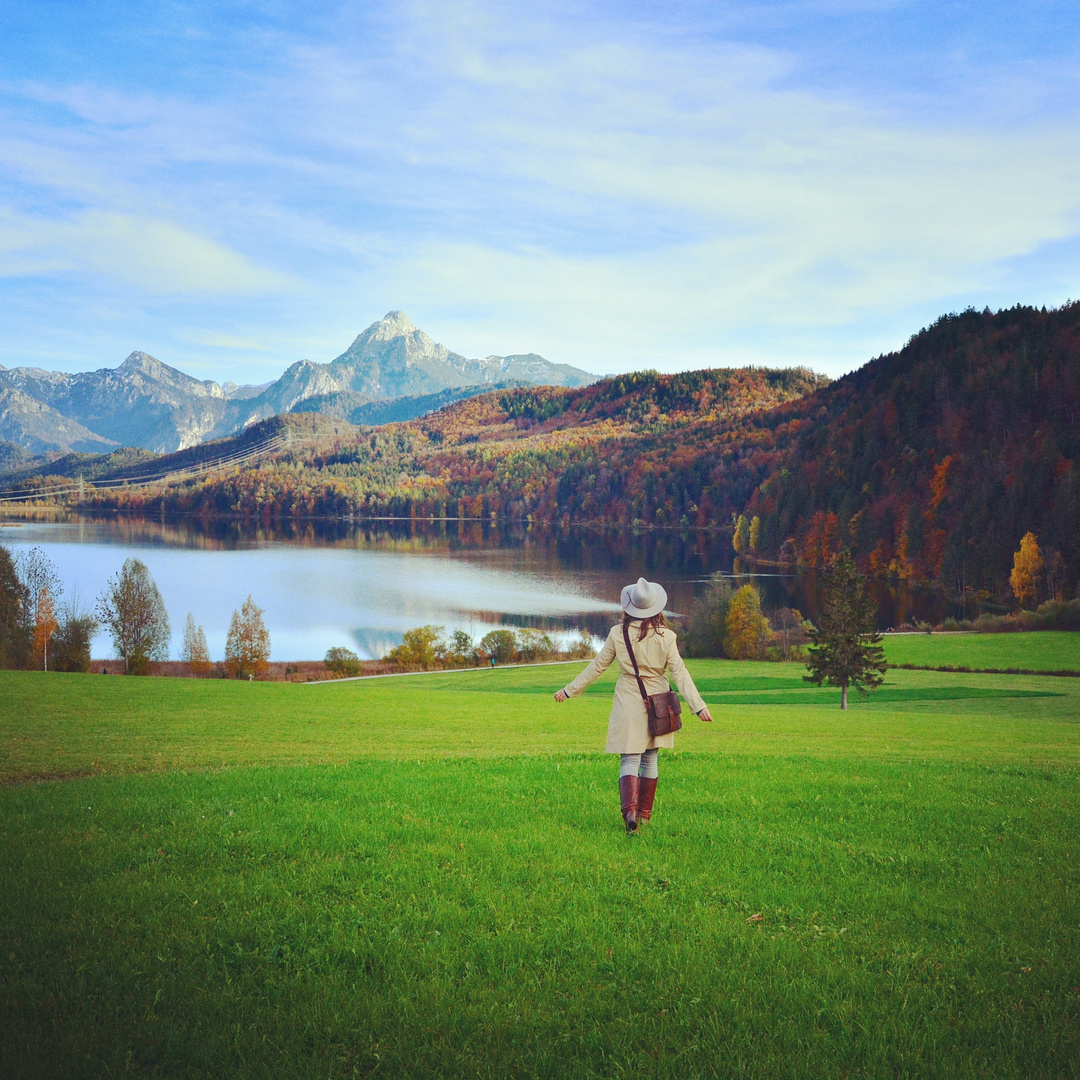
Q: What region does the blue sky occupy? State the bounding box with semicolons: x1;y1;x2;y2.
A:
2;0;1079;383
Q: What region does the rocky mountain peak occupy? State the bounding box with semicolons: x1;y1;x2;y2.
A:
113;350;225;401
117;350;165;376
345;310;427;354
379;310;416;333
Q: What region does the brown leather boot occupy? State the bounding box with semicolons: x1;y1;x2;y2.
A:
619;775;640;833
637;777;658;822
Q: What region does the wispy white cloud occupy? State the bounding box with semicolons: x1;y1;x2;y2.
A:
0;209;295;295
0;0;1078;378
275;3;1080;370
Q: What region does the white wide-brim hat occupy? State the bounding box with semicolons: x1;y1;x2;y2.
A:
621;577;668;619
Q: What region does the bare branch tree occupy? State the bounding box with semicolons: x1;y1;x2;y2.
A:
15;547;61;630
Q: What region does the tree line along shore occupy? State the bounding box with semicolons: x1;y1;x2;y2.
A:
3;534;1077;682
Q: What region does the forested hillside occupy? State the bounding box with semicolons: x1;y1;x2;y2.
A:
743;304;1080;597
39;367;824;523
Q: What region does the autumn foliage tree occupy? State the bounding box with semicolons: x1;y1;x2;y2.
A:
224;596;270;679
96;558;171;675
804;550;887;710
724;584;771;660
732;515;750;554
32;587;58;671
181;613;212;676
51;603;98;673
1009;532;1043;608
385;625;444;669
15;548;60;635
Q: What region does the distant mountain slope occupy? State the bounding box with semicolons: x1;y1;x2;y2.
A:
1;352;229;453
0;437;32;473
0;414;357;496
0;379;120;454
0;312;597;454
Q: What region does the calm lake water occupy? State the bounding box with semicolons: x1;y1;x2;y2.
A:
0;515;948;662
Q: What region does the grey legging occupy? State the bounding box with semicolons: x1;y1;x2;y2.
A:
619;748;659;780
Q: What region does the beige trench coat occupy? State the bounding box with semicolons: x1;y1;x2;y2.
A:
562;623;707;754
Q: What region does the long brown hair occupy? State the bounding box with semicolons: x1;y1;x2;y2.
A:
622;612;668;641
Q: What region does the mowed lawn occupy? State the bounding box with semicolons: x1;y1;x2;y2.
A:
884;630;1080;671
2;635;1079;1078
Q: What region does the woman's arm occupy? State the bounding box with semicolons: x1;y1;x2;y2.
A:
666;636;712;721
554;631;616;702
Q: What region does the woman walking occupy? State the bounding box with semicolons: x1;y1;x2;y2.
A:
554;577;712;833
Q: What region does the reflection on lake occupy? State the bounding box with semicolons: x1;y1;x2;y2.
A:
0;515;949;661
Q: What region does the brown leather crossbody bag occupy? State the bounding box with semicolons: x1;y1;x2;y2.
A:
622;623;683;738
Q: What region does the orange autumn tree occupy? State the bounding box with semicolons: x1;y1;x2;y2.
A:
224;596;271;679
1009;532;1043;609
33;586;58;671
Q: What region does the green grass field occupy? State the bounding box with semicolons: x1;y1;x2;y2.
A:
883;629;1080;671
2;639;1079;1078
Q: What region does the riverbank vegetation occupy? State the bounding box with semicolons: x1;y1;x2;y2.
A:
385;624;595;671
1;659;1078;1078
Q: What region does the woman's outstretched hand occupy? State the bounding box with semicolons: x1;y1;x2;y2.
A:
698;708;713;723
554;689;569;703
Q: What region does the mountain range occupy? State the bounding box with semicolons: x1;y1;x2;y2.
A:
0;311;595;455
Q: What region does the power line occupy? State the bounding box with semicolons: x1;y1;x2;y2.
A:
0;431;314;504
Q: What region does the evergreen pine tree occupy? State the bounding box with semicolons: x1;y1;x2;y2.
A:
804;549;886;709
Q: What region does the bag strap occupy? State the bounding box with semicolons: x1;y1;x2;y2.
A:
622;622;652;705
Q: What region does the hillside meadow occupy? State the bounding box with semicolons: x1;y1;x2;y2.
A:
2;632;1079;1078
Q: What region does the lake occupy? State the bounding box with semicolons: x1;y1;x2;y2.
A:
0;514;948;662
